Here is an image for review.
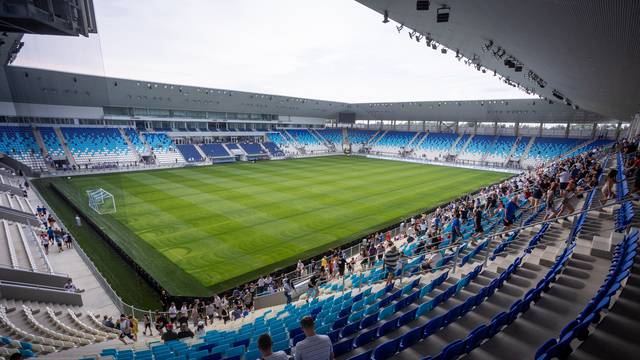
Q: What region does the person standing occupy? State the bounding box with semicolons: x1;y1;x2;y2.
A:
384;243;400;286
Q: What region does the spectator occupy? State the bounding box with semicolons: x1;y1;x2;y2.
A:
161;323;179;342
142;313;153;336
384;243;400;286
258;333;290;360
293;316;334;360
177;323;194;339
128;315;139;341
117;314;134;344
154;312;167;335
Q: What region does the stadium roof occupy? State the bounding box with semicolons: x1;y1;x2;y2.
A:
355;0;640;121
2;65;610;124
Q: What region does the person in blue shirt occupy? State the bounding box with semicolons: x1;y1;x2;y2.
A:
450;213;462;244
503;196;519;228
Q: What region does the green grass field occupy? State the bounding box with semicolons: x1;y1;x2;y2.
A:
40;156;509;297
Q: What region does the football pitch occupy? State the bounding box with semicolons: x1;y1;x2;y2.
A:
45;156;509;296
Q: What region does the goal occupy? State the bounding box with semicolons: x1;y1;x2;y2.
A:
86;188;116;214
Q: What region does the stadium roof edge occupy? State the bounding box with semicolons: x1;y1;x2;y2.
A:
0;64;616;124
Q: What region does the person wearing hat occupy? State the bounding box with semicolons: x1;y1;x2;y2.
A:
161;323;179;342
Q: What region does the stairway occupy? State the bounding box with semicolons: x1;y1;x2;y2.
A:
118;128;140;161
558;138;596;160
53;128;77;166
137;131;153;155
413;132;429;150
310;128;335;152
193;143;208;161
396;263;548;360
448;134;464;156
405;132;422;149
519;136;536;166
481;137;499;162
455;134;475;156
369;130;388;147
342;128;349;146
503;136;521;164
568;249;640;359
32;127;48;158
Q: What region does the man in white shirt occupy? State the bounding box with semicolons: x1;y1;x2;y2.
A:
258;333;289;360
294;316;334;360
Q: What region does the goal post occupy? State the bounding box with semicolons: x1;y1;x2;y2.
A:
86;188;116;214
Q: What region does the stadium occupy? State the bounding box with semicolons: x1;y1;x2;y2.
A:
0;0;638;359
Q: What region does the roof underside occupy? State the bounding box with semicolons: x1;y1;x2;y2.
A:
355;0;640;121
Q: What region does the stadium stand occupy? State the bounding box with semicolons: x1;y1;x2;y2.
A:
458;135;495;161
485;136;518;163
39;127;66;160
262;142;285;157
0;126;46;170
523;137;585;166
415;132;459;160
123;129;147;155
370;131;416;154
60;128;137;165
316;128;344;146
285;129;328;153
176;144;204;163
198;143;236;163
142;132;186;165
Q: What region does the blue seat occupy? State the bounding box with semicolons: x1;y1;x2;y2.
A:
361;313;379;329
465;324;488;353
333;339;354;357
378;306;395;321
341;322;360;338
347;350;373;360
243;350;261;360
400;326;423;351
355;327;380;347
377;318;399;337
373;337;401;360
397;308;417;327
438;339;465;360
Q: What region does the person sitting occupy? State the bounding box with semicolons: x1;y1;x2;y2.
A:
258;333;290;360
293;316;333;360
177;323;194;339
161;323;179;342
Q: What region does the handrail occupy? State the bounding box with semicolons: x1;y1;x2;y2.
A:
0;263;69;278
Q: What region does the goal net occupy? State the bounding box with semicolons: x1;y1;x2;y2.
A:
86;188;116;214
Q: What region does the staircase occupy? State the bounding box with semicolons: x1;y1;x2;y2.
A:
448;134;464;155
453;134;474;156
519;136;537;166
369;130;388;147
118;128;140;161
366;130;381;145
503;136;521;164
53;128;76;166
481;136;499;161
342;128;349;146
413;132;429;150
136;131;153;156
282;129;298;146
558;138;596;159
568;225;640;359
32;127;48;158
310;128;335;152
405;132;422;149
193;144;208;161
